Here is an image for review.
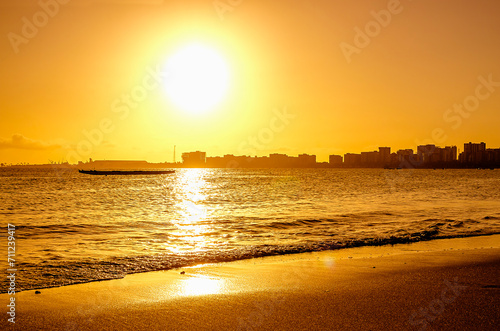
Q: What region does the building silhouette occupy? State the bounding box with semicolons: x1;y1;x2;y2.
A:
397;149;414;163
329;155;343;166
344;153;361;167
6;141;500;169
416;145;457;164
86;143;498;170
460;142;486;164
378;147;391;165
459;142;500;166
147;143;499;170
182;151;206;167
298;154;316;167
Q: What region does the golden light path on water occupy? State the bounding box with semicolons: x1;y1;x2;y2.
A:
136;169;223;297
166;169;214;254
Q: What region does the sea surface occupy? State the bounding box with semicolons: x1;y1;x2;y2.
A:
1;167;500;292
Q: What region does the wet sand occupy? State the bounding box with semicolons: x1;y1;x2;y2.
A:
2;235;500;330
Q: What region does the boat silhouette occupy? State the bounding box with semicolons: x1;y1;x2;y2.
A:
78;170;175;176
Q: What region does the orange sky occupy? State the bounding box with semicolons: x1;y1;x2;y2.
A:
1;0;500;164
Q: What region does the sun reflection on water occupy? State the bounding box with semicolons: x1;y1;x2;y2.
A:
179;276;224;296
166;169;215;253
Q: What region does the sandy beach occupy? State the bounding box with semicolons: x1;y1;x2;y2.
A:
3;1;500;330
2;235;500;330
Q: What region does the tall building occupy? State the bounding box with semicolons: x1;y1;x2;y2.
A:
441;146;458;162
417;145;457;164
344;153;361;167
329;155;342;166
397;149;414;163
269;153;291;167
360;151;379;166
417;144;438;163
486;148;500;164
461;142;486;163
298;154;316;167
378;147;391;165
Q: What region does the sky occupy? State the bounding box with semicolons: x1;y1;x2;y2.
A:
1;0;500;164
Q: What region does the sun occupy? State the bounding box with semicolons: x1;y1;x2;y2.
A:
163;43;230;114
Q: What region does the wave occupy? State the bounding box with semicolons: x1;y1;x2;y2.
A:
3;230;499;294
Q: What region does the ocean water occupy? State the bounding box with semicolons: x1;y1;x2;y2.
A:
1;167;500;292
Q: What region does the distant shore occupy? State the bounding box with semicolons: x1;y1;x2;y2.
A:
2;235;499;330
1;163;498;170
3;141;500;169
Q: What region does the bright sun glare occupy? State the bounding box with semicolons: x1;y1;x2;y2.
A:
164;43;230;114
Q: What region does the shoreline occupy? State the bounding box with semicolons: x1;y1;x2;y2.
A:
5;232;500;295
2;235;500;330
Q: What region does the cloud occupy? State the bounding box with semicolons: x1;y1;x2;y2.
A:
0;134;63;151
